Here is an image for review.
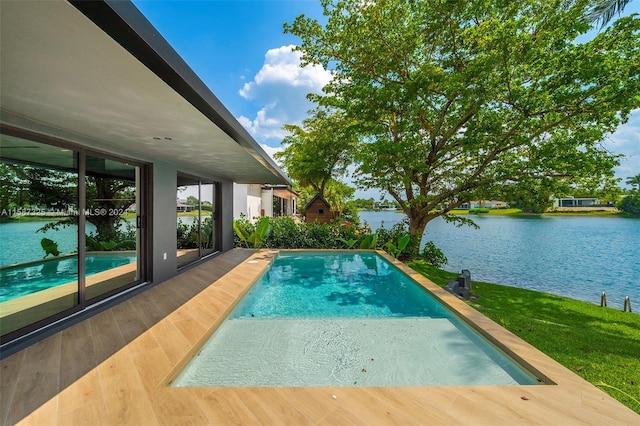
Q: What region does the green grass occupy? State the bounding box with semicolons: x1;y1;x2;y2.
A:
448;208;622;217
450;208;524;215
544;209;619;216
406;260;640;414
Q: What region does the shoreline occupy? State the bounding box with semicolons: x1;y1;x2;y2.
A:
360;207;631;217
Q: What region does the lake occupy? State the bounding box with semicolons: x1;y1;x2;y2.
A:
360;211;639;311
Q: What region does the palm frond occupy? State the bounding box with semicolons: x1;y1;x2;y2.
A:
587;0;634;28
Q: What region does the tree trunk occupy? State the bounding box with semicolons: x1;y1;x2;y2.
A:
405;209;433;258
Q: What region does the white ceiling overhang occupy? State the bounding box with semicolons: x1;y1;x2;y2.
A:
0;0;291;185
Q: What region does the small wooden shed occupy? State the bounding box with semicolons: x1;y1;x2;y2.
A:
304;194;333;224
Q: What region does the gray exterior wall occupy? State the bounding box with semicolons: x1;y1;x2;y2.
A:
152;161;179;283
152;163;235;282
220;180;235;252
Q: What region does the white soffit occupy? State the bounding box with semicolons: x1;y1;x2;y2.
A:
0;0;289;185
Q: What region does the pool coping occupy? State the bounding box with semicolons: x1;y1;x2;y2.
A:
3;248;638;425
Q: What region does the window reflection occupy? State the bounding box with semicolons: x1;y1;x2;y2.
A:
0;133;147;343
0;136;79;338
84;155;140;301
176;175;218;269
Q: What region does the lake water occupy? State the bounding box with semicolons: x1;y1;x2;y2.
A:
360;211;639;310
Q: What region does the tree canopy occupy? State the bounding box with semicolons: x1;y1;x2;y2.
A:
285;0;640;253
275;108;358;196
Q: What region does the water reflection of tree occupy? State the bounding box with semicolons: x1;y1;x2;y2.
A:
2;164;135;249
85;175;135;243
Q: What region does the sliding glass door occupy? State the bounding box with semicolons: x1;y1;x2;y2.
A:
0;137;79;338
84;155;143;301
0;131;148;343
176;174;219;269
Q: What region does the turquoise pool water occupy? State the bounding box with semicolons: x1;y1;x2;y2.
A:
173;252;541;387
0;253;137;303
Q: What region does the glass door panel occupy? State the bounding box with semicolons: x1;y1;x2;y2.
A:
0;137;79;338
176;175;200;269
200;183;215;257
84;155;139;301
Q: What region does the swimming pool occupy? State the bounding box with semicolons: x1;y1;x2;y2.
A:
173;252;542;387
0;253;137;302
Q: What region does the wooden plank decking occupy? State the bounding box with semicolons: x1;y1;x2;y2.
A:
1;248;638;425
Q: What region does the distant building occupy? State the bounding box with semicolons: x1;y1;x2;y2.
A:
551;196;599;208
233;183;297;221
458;200;509;209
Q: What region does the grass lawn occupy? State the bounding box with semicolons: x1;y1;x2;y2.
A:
449;208;621;216
407;260;640;414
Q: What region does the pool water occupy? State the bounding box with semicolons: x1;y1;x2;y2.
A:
0;253;137;302
173;252;541;387
229;252;451;319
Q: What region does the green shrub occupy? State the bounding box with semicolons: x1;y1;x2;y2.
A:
263;216;304;248
233;217;445;264
617;191;640;215
419;241;448;268
469;208;490;214
376;220;416;258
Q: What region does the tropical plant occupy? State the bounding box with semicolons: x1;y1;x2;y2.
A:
285;0;640;257
234;216;272;248
40;238;60;258
337;237;358;248
359;232;378;249
626;174;640;190
420;241;448;268
588;0;635;27
384;234;410;259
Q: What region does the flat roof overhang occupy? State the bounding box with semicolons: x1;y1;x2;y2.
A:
0;0;291;185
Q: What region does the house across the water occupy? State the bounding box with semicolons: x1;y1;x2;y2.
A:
458;200;510;209
551;196;600;208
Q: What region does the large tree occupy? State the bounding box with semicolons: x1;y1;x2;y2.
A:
276;108;358;197
285;0;640;254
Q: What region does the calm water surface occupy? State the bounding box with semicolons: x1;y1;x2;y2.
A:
360;211;639;310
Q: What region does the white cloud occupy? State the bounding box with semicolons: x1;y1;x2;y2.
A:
237;45;332;142
259;143;283;165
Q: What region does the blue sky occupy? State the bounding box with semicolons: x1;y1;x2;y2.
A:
133;0;639;197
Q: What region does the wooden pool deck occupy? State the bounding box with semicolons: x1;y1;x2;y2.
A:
1;249;638;425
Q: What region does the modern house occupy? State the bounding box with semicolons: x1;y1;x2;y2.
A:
551;196;600;208
233;183;298;221
0;0;290;351
2;3;638;424
458;200;510;209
